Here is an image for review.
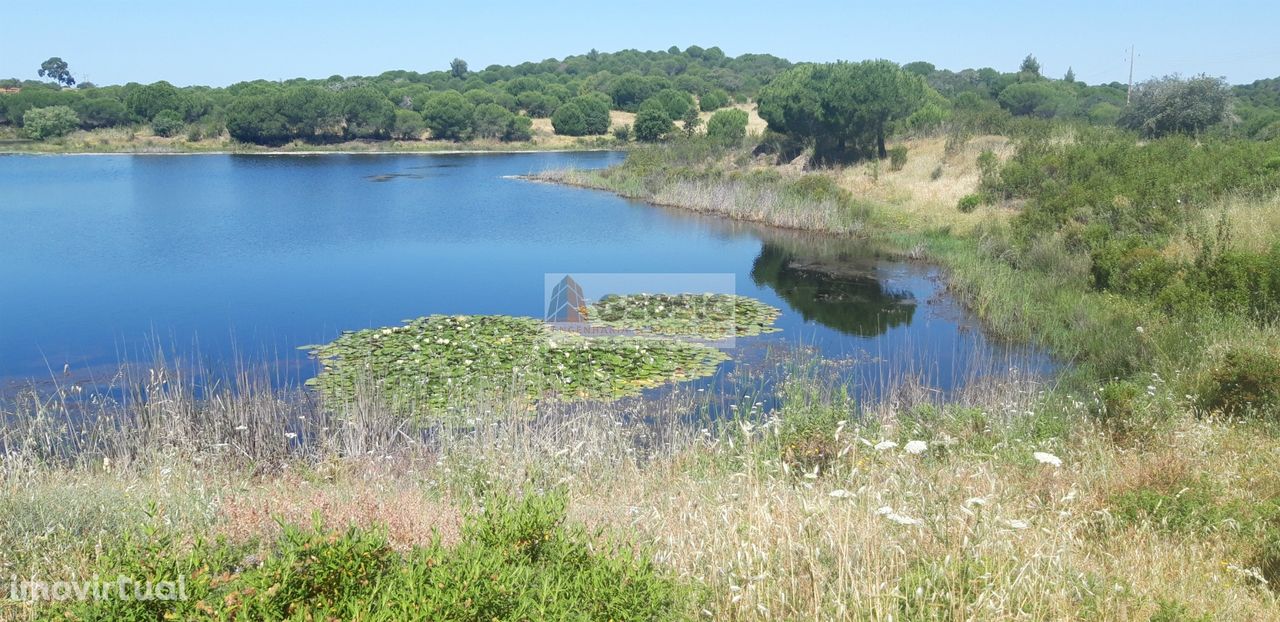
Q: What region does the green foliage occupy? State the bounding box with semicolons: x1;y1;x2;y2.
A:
1108;478;1228;533
584;293;781;339
758;60;930;162
149;110;184;137
699;88;730;111
421;90;475;141
516;90;559;118
1201;346;1280;418
43;493;691;621
279;85;341;139
503;114;533;142
225;95;290;145
22;105;79;140
449;57;468;79
305;314;731;411
339;86;396;139
633;101;674;142
471;103;514;139
1119;75;1232;137
956;193;982;213
38;57;75;87
706;108;748;146
650;88;695;119
124;81;184;122
608;73;659;112
997;82;1075;118
612;123;631;142
72;97;128;129
888;145;908;171
551;102;588;136
1149;600;1214;622
391;109;425;140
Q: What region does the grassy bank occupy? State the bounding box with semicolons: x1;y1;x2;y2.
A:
3;358;1278;619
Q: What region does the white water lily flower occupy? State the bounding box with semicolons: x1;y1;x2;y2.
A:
904;440;928;454
1033;451;1063;467
874;440;898;451
829;489;855;499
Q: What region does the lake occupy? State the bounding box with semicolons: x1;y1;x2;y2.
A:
0;151;1050;397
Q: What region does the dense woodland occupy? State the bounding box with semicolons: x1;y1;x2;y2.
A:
4;47;1279;148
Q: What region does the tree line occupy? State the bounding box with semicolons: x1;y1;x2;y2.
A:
3;48;1276;153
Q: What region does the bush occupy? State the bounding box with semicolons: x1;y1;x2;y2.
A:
887;145;908;171
633;103;674;142
421;90;474;141
1201;347;1280;417
150;110;184;137
550;101;587;136
612;124;631;142
699;89;730;112
471;103;514;140
73;97;129;129
705;108;748;146
47;492;691;621
22;105;80;140
957;193;983;213
502;114;533;142
391;109;425;140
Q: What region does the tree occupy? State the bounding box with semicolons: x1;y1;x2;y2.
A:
391;109;425;139
699;89;729;112
280;85;341;140
422;90;475;140
340;87;396;138
1064;67;1076;83
38;57;75;87
450;58;469;79
758;60;928;162
125;81;184;121
503;115;533;141
633;100;674;141
23;105;79;139
608;73;657;112
706;108;748;146
997;82;1072;117
651;88;694;119
1018;54;1041;81
681;105;701;136
516;91;559;118
472;103;515;139
73;98;129;129
1118;74;1232;137
150;110;184;137
550;102;587;136
225;95;290;145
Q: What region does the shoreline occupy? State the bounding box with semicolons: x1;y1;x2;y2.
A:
0;146;625;157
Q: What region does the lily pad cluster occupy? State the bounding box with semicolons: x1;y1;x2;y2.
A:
304;315;729;411
584;293;782;339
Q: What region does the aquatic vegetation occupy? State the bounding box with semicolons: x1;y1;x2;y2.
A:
584;293;781;339
304;314;729;410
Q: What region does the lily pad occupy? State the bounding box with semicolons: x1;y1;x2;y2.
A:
584;293;782;339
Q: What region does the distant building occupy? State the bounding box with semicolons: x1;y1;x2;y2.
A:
546;275;587;322
0;87;20;94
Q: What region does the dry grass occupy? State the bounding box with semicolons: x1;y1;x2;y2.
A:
3;365;1277;620
833;134;1017;234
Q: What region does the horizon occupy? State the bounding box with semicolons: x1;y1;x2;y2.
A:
2;0;1278;87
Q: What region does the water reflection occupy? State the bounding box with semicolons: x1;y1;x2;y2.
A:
751;242;915;337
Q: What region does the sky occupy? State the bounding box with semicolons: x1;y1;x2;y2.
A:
3;0;1278;87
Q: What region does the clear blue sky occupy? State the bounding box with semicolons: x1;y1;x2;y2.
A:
3;0;1277;87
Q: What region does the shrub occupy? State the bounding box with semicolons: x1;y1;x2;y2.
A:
73;97;128;129
930;164;943;180
550;101;587;136
699;88;730;112
391;109;425;140
887;145;908;171
22;105;80;140
421;90;475;141
502;115;533;142
705;108;748;146
1201;346;1280;418
612;124;631;142
471;103;513;140
46;493;691;620
633;102;674;142
957;193;983;213
150;110;184;137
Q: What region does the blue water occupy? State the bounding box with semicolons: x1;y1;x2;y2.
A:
0;152;1049;393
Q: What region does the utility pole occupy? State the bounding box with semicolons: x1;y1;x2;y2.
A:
1126;45;1135;105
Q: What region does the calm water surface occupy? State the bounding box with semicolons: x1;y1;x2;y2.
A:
0;152;1049;395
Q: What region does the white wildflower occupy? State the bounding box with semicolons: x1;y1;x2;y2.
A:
874;440;898;451
964;497;988;508
904;440;928;455
285;432;298;440
829;489;855;499
877;506;923;526
1033;451;1063;467
1005;519;1029;529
